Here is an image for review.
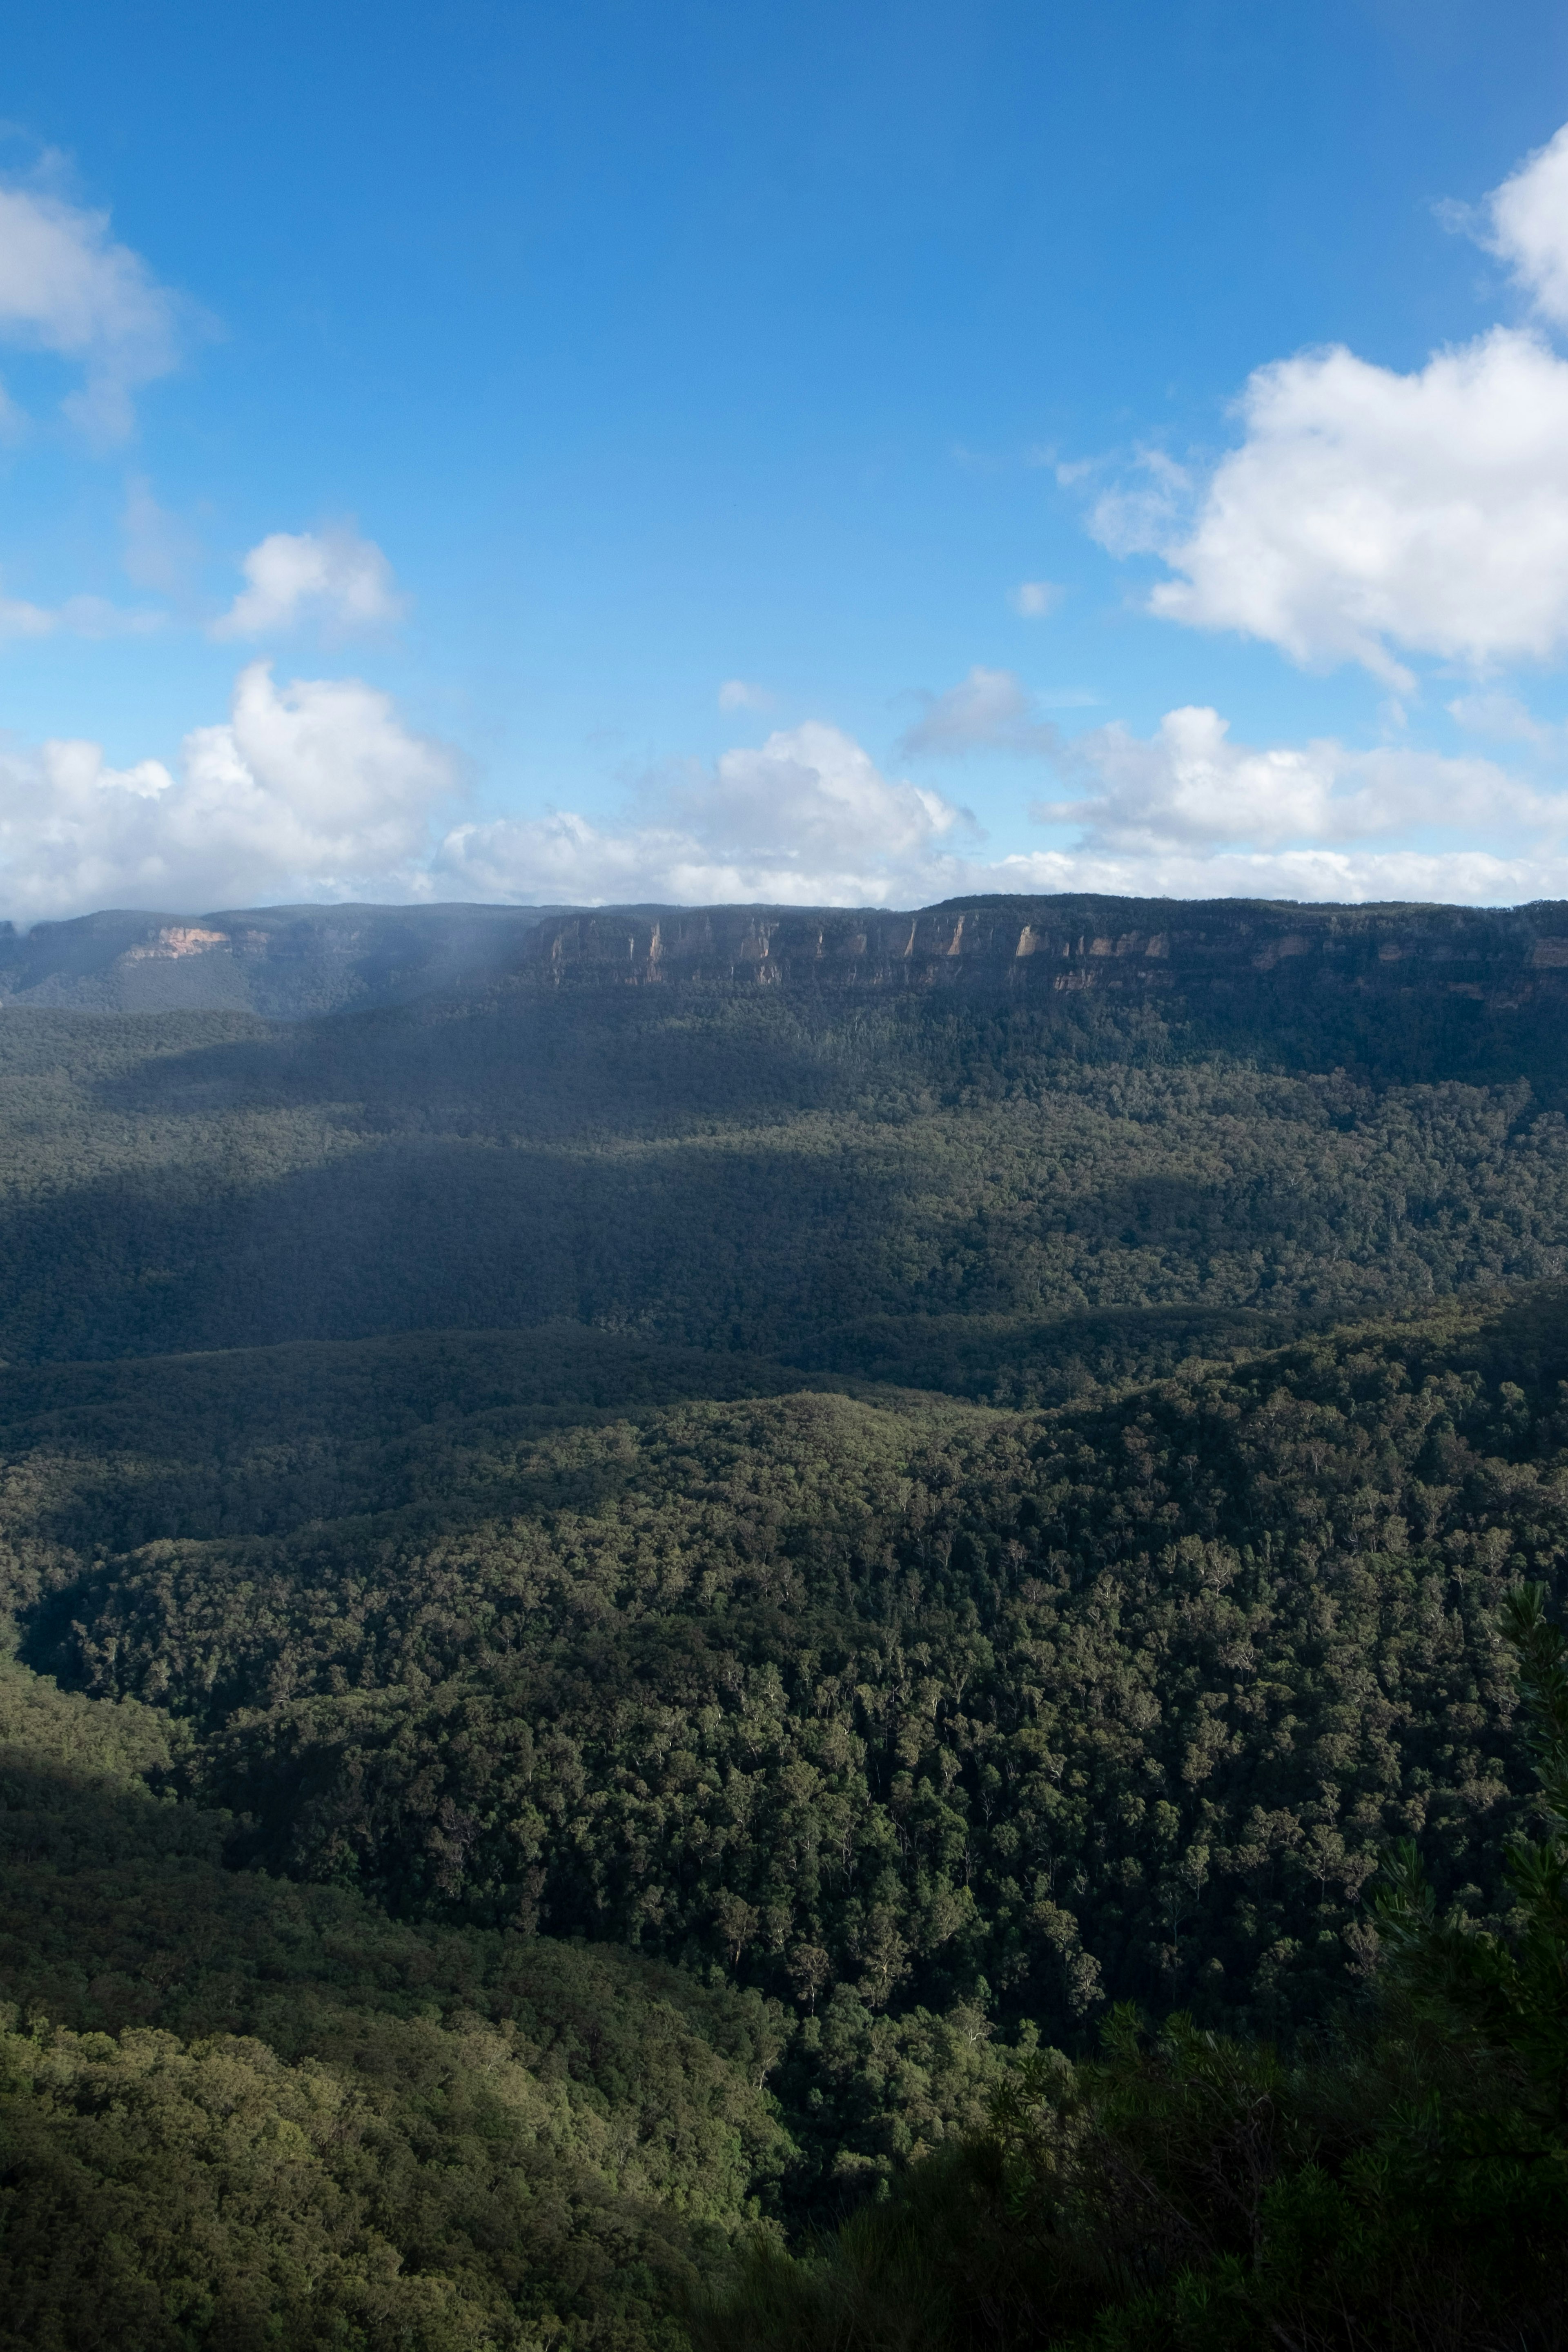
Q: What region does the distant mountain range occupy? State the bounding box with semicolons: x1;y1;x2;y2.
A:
6;891;1568;1017
0;901;570;1017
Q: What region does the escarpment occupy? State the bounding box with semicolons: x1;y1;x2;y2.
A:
514;893;1568;1009
7;892;1567;1019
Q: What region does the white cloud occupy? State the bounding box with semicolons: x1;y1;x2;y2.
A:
436;721;967;907
36;739;174;800
4;663;1562;925
1097;328;1568;685
1009;580;1064;618
0;180;186;445
974;839;1568;908
1076;119;1568;685
1034;704;1551;851
1480;121;1568;327
717;678;774;711
431;688;1568;909
432;697;1563;914
212;526;407;640
0;662;457;921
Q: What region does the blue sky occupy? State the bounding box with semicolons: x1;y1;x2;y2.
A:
5;0;1568;916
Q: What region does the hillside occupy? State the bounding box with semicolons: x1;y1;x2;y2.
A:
2;892;1568;1381
2;893;1567;2349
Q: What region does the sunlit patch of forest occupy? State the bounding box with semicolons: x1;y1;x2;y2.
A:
3;913;1568;2347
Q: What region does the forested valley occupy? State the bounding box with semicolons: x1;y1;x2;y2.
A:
4;892;1568;2349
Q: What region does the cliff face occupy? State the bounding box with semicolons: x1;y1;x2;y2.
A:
515;895;1568;1004
2;893;1567;1018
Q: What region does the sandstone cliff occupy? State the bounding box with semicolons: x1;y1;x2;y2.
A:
2;893;1566;1018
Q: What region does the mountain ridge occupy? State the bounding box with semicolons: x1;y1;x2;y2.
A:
7;890;1568;1018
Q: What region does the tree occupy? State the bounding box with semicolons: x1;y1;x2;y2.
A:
1374;1579;1568;2131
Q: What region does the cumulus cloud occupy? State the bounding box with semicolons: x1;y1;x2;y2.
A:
1095;328;1568;685
429;685;1568;915
1076;120;1568;685
1034;705;1551;851
0;179;186;444
1480;120;1568;327
435;722;967;907
0;662;457;921
212;526;407;639
5;663;1561;924
717;678;774;711
942;688;1568;903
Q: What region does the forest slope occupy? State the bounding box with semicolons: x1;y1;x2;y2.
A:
5;1294;1568;2185
5;894;1568;2348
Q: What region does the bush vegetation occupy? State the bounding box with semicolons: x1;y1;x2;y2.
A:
3;909;1568;2343
693;1584;1568;2351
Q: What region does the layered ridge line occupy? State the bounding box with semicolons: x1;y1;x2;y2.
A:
5;892;1568;1015
517;895;1568;992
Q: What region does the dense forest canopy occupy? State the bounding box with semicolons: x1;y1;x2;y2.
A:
3;892;1568;2349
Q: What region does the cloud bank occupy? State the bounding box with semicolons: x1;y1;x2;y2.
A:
4;665;1564;924
436;722;968;907
0;662;456;922
1038;706;1543;851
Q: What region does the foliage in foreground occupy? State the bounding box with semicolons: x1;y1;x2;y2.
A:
0;1662;790;2352
0;1655;1047;2350
695;1584;1568;2351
